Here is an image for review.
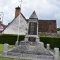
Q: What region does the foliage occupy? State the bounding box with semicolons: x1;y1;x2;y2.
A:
40;36;60;50
0;34;25;45
0;34;60;50
57;28;60;31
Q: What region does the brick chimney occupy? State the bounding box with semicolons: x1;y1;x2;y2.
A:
15;6;21;18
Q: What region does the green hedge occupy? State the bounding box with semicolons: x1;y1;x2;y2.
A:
0;34;25;45
40;37;60;50
0;34;60;50
57;28;60;31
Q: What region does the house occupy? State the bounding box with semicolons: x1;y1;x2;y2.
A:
3;6;57;35
3;7;27;35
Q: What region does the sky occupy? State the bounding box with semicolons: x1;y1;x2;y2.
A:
0;0;60;27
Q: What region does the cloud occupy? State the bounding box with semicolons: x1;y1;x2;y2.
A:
0;0;60;27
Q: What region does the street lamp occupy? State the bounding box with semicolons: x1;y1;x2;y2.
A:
0;12;4;32
0;12;4;24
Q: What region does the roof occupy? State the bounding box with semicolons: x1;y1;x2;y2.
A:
38;19;56;22
29;11;38;19
7;13;27;27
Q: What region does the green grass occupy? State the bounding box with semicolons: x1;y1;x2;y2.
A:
0;44;14;53
59;52;60;56
0;57;30;60
57;28;60;31
0;44;4;53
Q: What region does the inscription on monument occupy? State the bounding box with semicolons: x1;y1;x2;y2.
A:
28;22;37;35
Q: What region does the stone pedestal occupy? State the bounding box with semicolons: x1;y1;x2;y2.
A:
24;35;40;43
54;48;59;60
3;43;9;54
47;44;50;50
36;36;40;42
25;16;39;43
24;36;28;41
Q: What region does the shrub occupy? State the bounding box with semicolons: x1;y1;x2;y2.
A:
0;34;60;50
40;37;60;50
57;28;60;31
0;34;25;45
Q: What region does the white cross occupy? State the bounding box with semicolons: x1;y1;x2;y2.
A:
17;0;24;43
19;0;23;8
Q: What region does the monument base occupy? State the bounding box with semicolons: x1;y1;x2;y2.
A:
24;35;40;42
1;36;54;60
4;40;54;60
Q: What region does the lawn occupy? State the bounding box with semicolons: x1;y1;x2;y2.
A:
0;44;4;53
0;57;30;60
0;58;30;60
0;44;14;53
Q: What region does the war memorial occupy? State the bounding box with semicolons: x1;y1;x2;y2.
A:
0;11;59;60
0;1;59;59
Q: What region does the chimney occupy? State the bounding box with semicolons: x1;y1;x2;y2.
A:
15;6;21;18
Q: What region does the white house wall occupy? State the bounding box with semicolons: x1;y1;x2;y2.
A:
3;14;28;35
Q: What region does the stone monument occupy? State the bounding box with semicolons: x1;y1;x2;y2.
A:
2;11;58;60
25;11;39;43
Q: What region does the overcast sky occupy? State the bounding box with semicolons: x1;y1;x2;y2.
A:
0;0;60;27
